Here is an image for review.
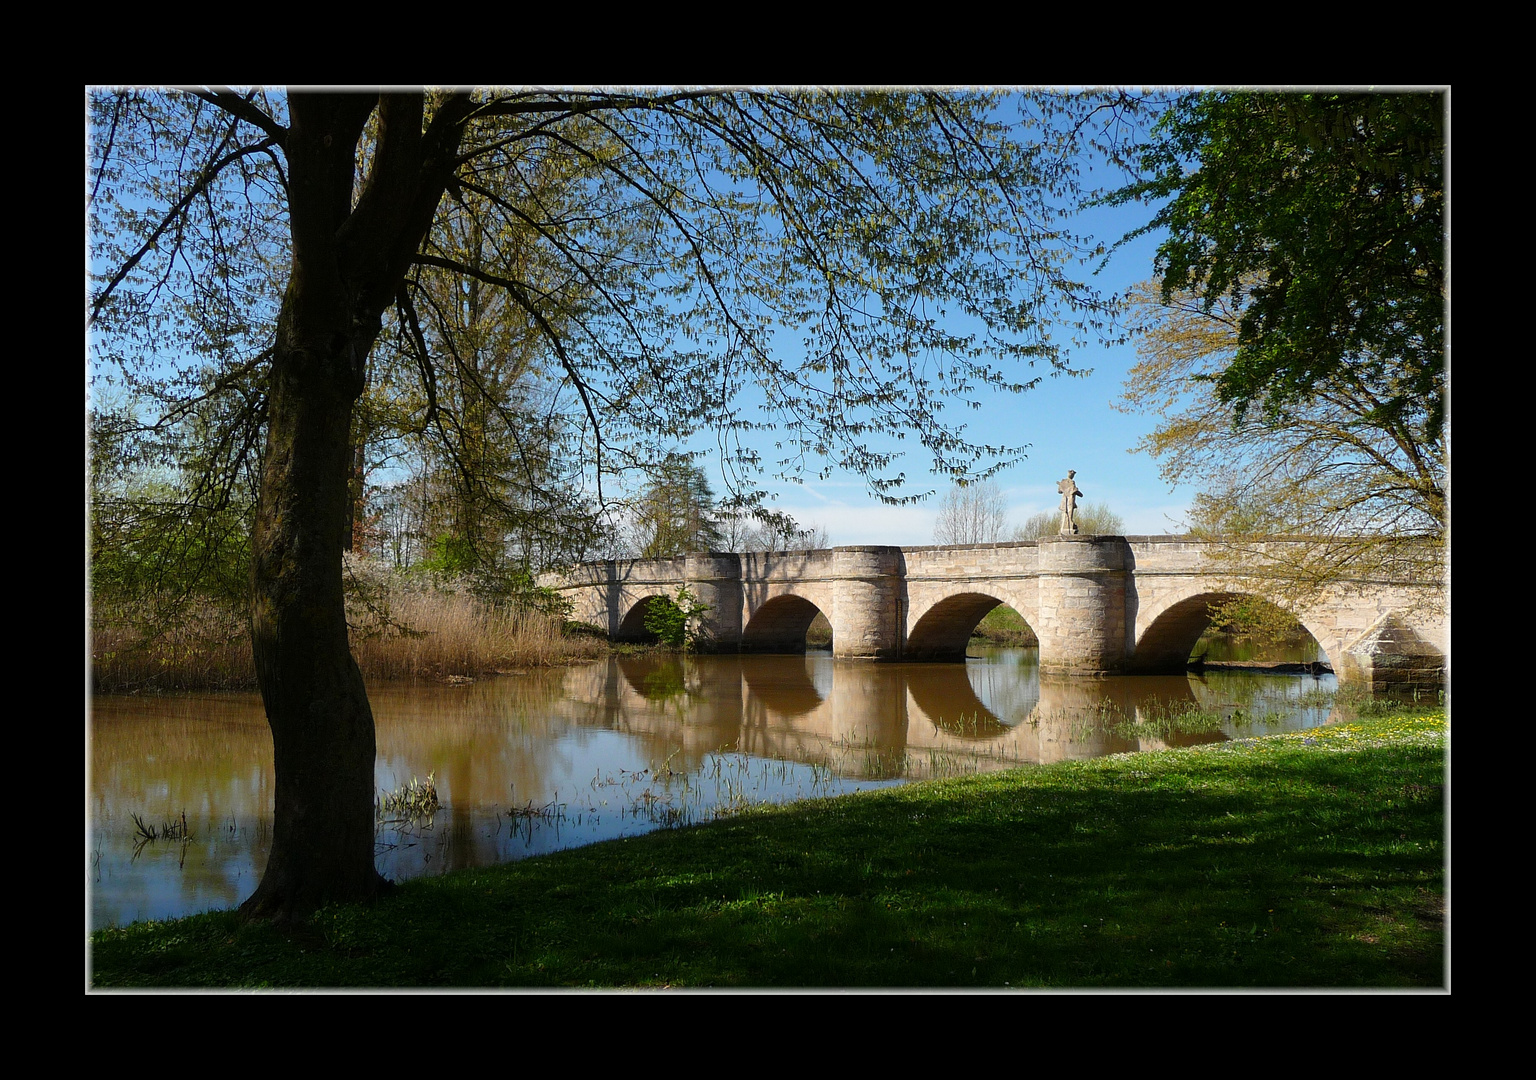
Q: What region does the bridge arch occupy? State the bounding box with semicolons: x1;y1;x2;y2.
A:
741;593;828;654
1130;590;1331;674
905;588;1038;662
906;662;1019;737
614;594;671;643
541;537;1445;694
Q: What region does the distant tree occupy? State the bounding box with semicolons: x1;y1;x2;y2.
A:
1012;501;1124;540
633;457;727;558
720;503;830;552
933;480;1009;545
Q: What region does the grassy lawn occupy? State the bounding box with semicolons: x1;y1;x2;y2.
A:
90;712;1446;990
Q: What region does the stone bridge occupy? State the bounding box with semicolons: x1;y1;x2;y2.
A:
540;536;1446;694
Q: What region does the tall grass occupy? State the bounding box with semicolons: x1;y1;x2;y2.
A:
349;585;602;680
90;561;603;693
90;595;255;693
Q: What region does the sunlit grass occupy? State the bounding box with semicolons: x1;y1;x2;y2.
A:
971;605;1038;646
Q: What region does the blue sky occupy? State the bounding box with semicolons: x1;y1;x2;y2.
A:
702;192;1190;545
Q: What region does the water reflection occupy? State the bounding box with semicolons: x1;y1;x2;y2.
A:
89;649;1336;929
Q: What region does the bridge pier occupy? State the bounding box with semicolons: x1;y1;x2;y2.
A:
1335;612;1447;698
1037;536;1128;676
832;546;904;659
686;552;744;651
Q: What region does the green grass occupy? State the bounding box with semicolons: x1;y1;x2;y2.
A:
970;605;1038;646
89;712;1446;989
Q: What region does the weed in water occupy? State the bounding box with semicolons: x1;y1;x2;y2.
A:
377;773;441;823
128;809;192;862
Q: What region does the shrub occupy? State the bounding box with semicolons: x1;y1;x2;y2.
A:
644;586;711;650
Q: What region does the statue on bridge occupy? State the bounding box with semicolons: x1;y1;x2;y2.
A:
1057;470;1083;535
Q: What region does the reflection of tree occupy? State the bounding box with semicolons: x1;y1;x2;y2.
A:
617;654;690;702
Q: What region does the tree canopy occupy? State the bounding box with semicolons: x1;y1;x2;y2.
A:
92;89;1134;516
1102;90;1446;618
1107;91;1445;447
88;87;1140;920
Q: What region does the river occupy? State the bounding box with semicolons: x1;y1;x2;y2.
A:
89;646;1338;929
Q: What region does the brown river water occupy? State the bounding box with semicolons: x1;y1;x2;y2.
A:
88;645;1337;929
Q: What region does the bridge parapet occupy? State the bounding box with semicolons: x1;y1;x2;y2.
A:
739;547;838;582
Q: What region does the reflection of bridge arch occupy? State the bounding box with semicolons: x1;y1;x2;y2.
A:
904;589;1037;661
905;663;1010;737
742;594;827;654
739;654;828;718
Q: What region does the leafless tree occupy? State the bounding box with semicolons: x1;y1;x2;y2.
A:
933;480;1009;545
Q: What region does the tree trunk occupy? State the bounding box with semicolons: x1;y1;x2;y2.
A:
240;324;388;922
236;90;472;922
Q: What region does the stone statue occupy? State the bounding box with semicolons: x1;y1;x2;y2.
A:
1056;470;1083;535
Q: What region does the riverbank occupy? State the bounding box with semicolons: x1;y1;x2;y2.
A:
89;711;1446;990
90;585;605;693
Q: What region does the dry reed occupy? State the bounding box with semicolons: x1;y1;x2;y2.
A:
91;595;254;693
91;568;603;693
350;586;603;680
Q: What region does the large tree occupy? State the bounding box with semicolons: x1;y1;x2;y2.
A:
1108;91;1446;445
89;87;1133;920
1118;278;1445;604
1104;90;1445;618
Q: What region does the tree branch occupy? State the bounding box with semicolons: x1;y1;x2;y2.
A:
191;88;288;144
90;123;280;326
